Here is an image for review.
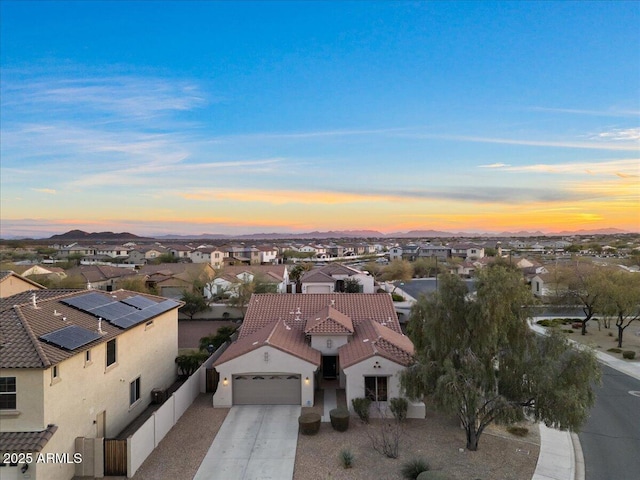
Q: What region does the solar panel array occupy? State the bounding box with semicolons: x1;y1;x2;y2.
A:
61;293;180;330
40;325;102;351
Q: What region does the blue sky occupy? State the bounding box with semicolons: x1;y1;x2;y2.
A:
1;1;638;238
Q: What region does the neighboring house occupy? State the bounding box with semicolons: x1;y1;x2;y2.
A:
54;243;97;260
0;271;45;298
212;293;423;418
126;246;167;265
208;265;289;298
166;245;193;260
94;246;131;259
401;244;420;261
255;245;279;265
0;288;180;480
304;263;375;294
65;265;138;291
222;245;261;265
451;243;485;260
389;246;403;261
418;244;451;260
531;273;566;298
190;247;226;268
138;263;217;299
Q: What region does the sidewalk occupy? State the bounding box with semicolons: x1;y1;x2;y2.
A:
530;319;640;480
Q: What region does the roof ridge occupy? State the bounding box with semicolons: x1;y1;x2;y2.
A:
265;319;280;344
14;305;50;368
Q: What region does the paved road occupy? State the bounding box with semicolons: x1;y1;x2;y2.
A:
578;365;640;480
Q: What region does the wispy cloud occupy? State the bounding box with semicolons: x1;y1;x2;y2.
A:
31;188;56;194
529;106;640;117
592;127;640;141
479;159;639;177
478;163;511;168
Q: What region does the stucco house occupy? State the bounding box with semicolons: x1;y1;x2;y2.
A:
0;271;46;298
212;293;424;418
208;265;289;298
0;288;180;480
300;264;375;294
138;263;217;299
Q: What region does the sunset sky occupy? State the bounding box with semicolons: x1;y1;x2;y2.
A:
1;1;638;238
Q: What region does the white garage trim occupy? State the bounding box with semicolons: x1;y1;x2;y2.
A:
306;285;332;294
232;373;302;405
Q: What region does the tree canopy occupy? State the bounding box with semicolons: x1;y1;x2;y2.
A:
401;264;600;451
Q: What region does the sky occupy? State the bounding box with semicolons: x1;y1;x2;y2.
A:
1;1;639;238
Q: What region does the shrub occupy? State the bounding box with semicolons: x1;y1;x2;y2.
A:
199;326;238;353
572;322;583;329
339;449;354;468
608;348;623;353
562;329;574;334
507;426;529;437
330;408;350;432
298;413;321;435
401;458;430;480
622;350;636;360
352;397;372;423
417;472;450;480
391;293;405;302
389;397;409;422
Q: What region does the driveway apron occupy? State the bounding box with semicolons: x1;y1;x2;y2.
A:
193;405;301;480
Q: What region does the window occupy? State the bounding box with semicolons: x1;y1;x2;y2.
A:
51;365;59;381
106;339;117;367
86;350;91;363
364;376;388;402
0;377;17;410
129;377;141;406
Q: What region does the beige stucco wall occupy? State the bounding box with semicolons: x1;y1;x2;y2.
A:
343;355;405;415
2;308;178;480
0;369;45;432
212;346;317;407
0;276;42;298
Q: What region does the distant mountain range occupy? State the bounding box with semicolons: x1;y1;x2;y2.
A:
36;227;632;242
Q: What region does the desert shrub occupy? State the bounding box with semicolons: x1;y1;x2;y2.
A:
298;413;321;435
389;397;409;422
352;397;372;423
199;325;237;353
401;458;430;480
562;329;574;334
391;293;405;302
507;426;529;437
622;350;636;360
608;348;622;353
330;408;350;432
339;449;354;468
417;471;450;480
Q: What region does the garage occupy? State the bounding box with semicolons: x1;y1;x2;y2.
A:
306;285;332;294
232;374;301;405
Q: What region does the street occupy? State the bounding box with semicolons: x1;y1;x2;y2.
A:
579;365;640;480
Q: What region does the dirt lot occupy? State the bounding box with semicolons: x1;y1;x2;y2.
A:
538;317;640;360
178;319;239;352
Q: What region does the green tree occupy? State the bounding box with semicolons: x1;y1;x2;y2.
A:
561;262;610;335
116;276;157;294
381;260;414;290
401;265;600;451
362;261;383;282
175;351;208;378
199;326;238;353
343;277;362;293
180;290;208;319
601;270;640;348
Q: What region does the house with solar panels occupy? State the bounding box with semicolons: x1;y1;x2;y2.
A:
0;288;181;480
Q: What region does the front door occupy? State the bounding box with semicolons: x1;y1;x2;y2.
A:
322;356;337;379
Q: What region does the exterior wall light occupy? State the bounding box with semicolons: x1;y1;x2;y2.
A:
223;377;228;386
305;377;310;385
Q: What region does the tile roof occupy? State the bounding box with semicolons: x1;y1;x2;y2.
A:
65;265;137;283
304;306;354;335
0;289;180;369
215;293;410;367
339;318;414;368
318;263;361;276
220;265;287;281
0;425;58;453
300;270;335;284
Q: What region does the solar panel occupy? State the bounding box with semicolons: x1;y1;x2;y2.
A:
62;292;113;312
40;325;102;351
92;302;138;321
121;295;157;309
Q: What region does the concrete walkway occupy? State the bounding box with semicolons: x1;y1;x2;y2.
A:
193;405;300;480
321;388;337;422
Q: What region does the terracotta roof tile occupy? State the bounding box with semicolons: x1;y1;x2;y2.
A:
304;306;354;335
339;318;414;368
0;425;58;453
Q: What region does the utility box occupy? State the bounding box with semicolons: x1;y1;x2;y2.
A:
151;388;166;404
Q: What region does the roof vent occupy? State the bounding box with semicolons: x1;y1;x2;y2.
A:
53;309;61;316
98;318;105;335
295;307;302;315
330;299;335;306
31;293;39;309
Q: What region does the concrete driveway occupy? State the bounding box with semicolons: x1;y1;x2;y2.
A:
193;405;301;480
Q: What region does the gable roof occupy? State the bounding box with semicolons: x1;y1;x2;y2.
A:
300;270;335;284
339;318;414;368
304;306;354;335
0;270;46;295
0;424;58;454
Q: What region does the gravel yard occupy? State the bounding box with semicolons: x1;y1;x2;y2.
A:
294;411;540;480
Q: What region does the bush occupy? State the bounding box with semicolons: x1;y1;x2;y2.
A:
622;350;636;360
390;397;409;422
298;413;321;435
507;426;529;437
330;408;350;432
351;397;372;423
199;326;237;353
401;458;430;480
608;348;622;353
562;329;574;334
339;449;354;468
417;471;450;480
391;292;405;302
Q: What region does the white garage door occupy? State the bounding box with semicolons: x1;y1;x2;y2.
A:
233;374;301;405
306;285;331;294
